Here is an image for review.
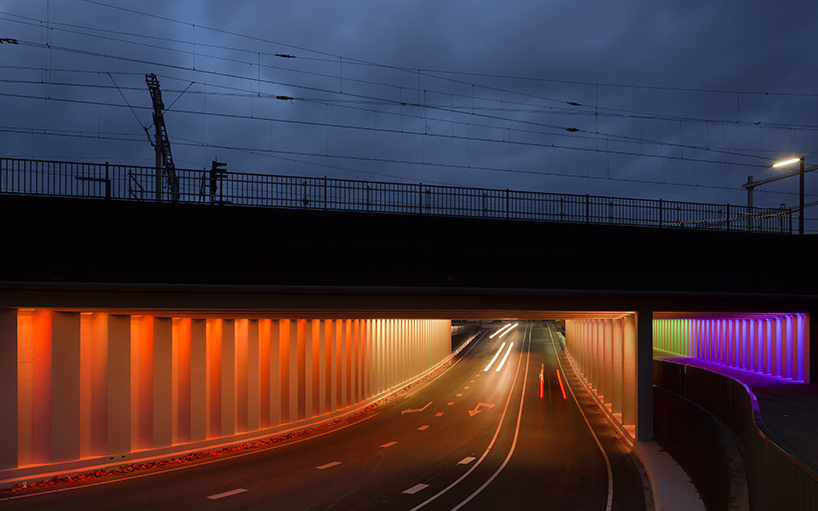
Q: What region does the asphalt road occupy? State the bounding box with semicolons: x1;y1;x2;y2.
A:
1;322;649;510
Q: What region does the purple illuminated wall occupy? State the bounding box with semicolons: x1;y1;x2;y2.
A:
653;315;808;382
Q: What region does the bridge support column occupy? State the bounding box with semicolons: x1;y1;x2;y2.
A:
190;319;207;441
611;318;623;419
636;310;654;441
0;309;17;470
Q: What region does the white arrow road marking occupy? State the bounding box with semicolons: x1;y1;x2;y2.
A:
467;402;495;417
402;402;432;415
316;461;343;470
208;488;247;500
403;483;429;495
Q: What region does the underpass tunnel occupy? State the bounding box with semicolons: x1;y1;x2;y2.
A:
1;305;811;488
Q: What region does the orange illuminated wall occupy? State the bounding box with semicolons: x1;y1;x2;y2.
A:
0;310;450;475
564;315;638;437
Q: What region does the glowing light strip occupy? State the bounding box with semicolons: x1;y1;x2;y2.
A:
495;342;514;371
499;323;518;339
490;323;513;339
484;342;506;371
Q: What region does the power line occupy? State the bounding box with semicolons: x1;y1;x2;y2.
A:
4;9;816;139
0;88;780;169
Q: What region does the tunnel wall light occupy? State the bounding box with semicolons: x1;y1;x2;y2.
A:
653;315;806;382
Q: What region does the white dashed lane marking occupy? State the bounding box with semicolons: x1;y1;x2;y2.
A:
316;461;343;470
403;483;429;495
207;488;247;500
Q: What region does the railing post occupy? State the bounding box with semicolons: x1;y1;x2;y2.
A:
585;194;590;224
726;204;730;232
323;176;328;211
789;208;793;234
659;199;663;228
419;182;423;215
506;188;510;220
104;162;111;200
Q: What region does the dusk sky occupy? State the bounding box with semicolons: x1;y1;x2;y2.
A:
2;0;817;212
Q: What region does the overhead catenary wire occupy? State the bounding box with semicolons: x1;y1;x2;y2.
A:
3;9;813;132
1;4;815;199
0;88;789;169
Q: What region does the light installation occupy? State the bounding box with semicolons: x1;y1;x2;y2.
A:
653;314;808;382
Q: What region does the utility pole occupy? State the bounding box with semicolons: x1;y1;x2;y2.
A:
145;74;180;202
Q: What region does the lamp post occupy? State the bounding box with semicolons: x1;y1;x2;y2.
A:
772;157;805;235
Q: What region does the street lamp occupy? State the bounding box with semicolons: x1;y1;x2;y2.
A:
772;156;805;235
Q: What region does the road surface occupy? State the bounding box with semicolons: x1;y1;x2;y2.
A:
1;322;650;510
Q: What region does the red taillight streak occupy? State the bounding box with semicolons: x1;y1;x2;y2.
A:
556;369;567;400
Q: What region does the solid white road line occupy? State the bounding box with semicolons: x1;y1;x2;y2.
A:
316;461;343;470
207;488;247;500
449;329;531;510
409;324;530;511
550;324;614;511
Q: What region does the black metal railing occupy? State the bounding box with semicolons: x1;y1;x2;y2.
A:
0;157;793;234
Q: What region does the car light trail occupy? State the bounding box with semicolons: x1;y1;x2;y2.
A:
556;369;567;400
539;367;544;399
490;323;513;339
484;342;507;371
495;342;514;371
499;323;518;339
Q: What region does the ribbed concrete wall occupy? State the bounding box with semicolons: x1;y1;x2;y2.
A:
653;315;810;382
564;315;639;438
0;308;450;474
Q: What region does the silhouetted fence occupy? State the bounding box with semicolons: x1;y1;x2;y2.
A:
655;359;818;510
0;158;793;233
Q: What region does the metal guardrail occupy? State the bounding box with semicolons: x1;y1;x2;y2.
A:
0;157;793;233
655;359;818;510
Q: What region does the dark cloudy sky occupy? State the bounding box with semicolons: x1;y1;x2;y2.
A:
2;0;817;212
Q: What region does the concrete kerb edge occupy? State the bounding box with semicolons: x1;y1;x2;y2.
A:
0;328;480;490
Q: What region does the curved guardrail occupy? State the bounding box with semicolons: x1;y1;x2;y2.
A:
654;359;818;510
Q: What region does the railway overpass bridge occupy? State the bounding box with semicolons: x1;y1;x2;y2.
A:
1;158;817;504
